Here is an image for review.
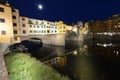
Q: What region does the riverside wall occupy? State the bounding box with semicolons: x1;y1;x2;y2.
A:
0;43;10;80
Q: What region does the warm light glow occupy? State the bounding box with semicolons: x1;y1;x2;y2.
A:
73;51;77;55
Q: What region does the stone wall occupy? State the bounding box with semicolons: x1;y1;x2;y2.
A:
20;34;65;46
0;43;10;80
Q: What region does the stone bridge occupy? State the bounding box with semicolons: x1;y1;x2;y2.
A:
20;34;65;46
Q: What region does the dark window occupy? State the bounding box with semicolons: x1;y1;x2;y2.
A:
0;18;5;23
12;16;16;19
30;25;32;27
55;30;57;33
0;7;4;12
30;30;32;33
12;9;16;12
14;30;17;34
13;23;17;26
1;31;6;35
22;24;25;27
34;30;36;33
44;30;46;33
37;26;39;28
23;30;26;34
14;37;17;41
36;21;38;24
28;20;33;24
22;18;25;21
47;30;50;33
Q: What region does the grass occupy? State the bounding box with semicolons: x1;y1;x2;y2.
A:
5;52;69;80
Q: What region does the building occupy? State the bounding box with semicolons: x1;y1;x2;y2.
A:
19;16;29;36
12;8;21;43
28;19;58;35
55;21;66;34
0;2;14;43
88;14;120;33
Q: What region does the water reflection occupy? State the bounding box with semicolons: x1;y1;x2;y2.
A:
31;41;120;80
42;56;67;68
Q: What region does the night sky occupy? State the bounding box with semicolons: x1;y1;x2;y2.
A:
6;0;120;24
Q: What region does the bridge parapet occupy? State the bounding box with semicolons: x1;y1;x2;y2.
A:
20;34;65;46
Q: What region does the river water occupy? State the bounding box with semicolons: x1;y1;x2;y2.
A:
31;40;120;80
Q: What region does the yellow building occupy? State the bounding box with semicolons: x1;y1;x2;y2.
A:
19;16;29;36
65;24;72;31
12;8;21;43
55;21;66;34
0;3;14;43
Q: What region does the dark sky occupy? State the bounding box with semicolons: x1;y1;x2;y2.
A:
6;0;120;24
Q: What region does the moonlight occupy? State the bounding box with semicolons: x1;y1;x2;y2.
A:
38;4;43;10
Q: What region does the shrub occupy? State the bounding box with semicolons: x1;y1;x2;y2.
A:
5;52;69;80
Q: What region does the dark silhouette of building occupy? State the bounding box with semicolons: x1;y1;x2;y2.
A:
0;0;4;4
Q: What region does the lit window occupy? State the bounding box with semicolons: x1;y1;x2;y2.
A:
0;18;5;23
0;7;4;12
1;31;6;35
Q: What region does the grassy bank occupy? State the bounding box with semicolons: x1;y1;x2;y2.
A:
5;52;69;80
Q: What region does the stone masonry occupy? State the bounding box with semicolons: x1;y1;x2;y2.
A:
0;51;9;80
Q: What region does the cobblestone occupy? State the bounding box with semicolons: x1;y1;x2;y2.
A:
0;51;9;80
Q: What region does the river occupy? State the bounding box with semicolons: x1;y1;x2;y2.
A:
30;40;120;80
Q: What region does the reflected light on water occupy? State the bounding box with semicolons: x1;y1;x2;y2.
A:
73;51;77;55
114;50;119;56
97;43;113;47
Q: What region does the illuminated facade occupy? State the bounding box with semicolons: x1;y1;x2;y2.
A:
0;2;73;44
55;21;66;34
89;14;120;33
12;8;21;43
28;19;58;35
19;16;29;36
0;3;14;43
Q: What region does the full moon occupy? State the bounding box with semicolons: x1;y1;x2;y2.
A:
38;4;43;10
